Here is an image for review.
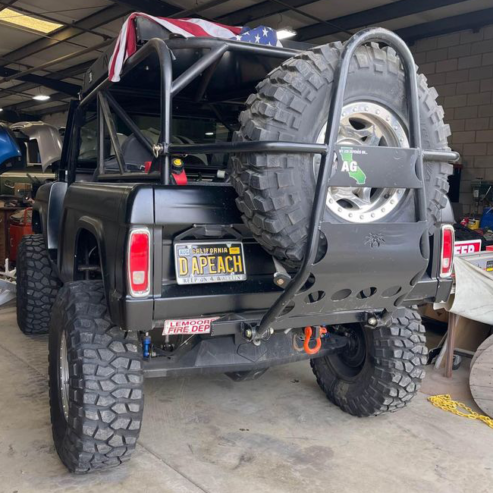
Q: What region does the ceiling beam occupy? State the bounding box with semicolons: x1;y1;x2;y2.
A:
0;1;112;40
0;39;112;85
0;4;130;66
174;0;232;18
0;67;80;95
111;0;181;17
1;109;38;122
0;60;93;104
0;59;92;96
397;7;493;43
33;103;70;116
112;0;228;19
0;0;18;11
0;4;129;114
5;91;70;112
219;0;316;25
0;0;233;111
296;0;470;41
51;60;95;79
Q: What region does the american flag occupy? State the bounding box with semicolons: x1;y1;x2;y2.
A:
235;25;280;47
109;13;282;82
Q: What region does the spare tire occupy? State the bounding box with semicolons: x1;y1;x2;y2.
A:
229;42;452;265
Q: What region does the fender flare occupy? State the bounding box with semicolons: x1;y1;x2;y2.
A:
75;216;108;290
72;217;124;328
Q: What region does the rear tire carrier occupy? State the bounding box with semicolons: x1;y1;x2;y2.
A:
230;42;452;265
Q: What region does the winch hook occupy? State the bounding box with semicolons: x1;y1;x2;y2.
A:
303;326;327;355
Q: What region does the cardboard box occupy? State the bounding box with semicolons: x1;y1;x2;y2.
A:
436;315;491;369
420;304;449;323
453;316;491;352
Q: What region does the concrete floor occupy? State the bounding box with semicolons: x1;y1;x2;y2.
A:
0;302;492;493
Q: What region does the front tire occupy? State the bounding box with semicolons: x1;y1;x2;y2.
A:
311;308;427;416
16;234;61;334
49;281;144;473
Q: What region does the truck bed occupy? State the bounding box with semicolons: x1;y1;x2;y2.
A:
35;181;452;332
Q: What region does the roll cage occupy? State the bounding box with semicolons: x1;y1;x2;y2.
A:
62;26;459;342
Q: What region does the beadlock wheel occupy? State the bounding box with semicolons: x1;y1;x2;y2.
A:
59;332;70;421
316;101;409;223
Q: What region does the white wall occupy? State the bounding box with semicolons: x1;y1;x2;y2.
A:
411;24;493;213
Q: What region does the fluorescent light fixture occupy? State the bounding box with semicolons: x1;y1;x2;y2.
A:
277;28;296;40
0;8;63;34
205;131;214;136
33;94;50;101
0;108;3;112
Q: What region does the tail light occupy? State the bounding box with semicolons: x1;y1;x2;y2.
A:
127;228;151;297
440;225;455;278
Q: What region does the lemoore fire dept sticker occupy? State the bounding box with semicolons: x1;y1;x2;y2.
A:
163;317;219;336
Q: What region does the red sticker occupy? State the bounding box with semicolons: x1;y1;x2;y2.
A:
162;317;219;335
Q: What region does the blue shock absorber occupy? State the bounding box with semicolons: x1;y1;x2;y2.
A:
143;333;151;359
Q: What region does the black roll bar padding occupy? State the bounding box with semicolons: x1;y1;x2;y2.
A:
170;141;459;161
60;100;78;180
159;40;173;185
97;92;104;176
195;58;223;103
255;27;433;338
170;141;328;155
76;32;459;188
78;38;174;184
105;91;154;154
79;38;172;109
67;104;85;184
77;35;302;185
171;43;228;97
98;92;125;174
165;36;299;59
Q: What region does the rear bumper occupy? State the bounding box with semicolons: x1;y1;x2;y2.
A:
406;276;453;304
143;331;347;378
120;274;450;331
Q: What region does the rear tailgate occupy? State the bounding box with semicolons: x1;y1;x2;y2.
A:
152;184;282;321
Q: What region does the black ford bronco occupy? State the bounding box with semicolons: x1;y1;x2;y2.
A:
15;20;458;473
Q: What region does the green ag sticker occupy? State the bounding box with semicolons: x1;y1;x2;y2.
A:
340;146;367;185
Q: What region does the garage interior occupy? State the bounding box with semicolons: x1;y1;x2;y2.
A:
0;0;493;492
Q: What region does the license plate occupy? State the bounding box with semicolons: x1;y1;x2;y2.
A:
174;241;247;285
162;317;219;335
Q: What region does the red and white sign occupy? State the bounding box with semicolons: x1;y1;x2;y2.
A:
454;239;482;256
163;317;219;335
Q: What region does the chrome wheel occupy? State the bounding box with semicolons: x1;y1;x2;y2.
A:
315;101;409;223
59;332;70;420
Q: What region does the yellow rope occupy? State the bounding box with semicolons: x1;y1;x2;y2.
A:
428;394;493;429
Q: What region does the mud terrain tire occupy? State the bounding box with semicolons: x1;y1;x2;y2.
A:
230;42;452;265
16;234;61;334
49;281;144;473
310;307;427;416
